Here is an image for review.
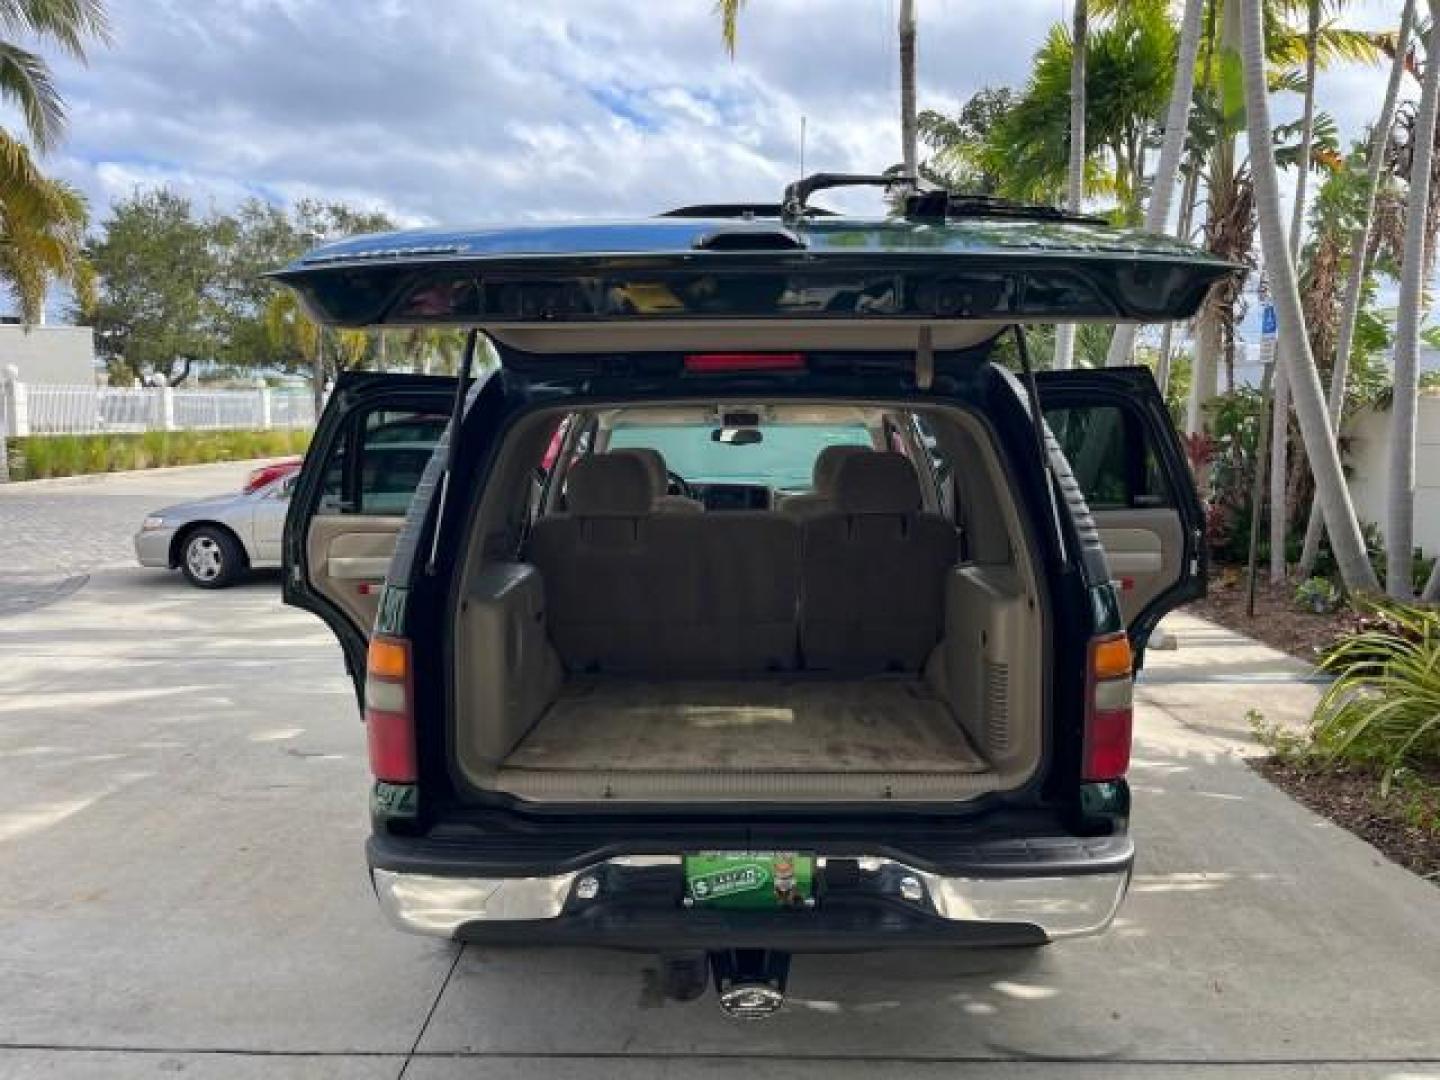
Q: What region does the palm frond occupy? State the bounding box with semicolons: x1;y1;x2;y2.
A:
0;40;64;148
713;0;746;57
0;0;110;59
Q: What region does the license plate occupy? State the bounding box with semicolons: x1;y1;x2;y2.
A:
683;851;814;910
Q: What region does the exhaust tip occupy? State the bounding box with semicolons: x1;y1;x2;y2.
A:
718;983;785;1020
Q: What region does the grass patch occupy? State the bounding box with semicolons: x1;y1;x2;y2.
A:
4;429;311;480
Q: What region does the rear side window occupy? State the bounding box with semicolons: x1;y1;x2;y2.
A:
320;409;449;515
1045;405;1169;510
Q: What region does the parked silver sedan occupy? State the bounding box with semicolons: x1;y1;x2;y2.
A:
134;462;299;588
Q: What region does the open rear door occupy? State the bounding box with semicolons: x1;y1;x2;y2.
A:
1037;367;1205;652
283;373;455;692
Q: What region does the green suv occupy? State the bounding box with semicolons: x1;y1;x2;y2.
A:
273;177;1236;1017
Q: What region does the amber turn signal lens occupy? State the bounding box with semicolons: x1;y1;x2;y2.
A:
367;636;409;681
1090;634;1132;681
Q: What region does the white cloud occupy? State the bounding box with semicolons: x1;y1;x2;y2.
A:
15;0;1401;234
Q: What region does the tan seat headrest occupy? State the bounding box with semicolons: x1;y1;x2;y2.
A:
834;452;923;515
566;454;653;517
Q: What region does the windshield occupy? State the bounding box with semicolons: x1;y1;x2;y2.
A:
608;423;873;488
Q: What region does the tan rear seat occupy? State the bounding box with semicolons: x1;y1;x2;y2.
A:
530;454;800;674
529;454;660;672
800;453;958;672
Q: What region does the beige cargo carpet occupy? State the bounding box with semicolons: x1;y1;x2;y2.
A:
497;678;995;802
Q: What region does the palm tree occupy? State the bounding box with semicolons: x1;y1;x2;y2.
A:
1239;0;1378;593
0;0;108;322
1266;0;1323;585
900;0;918;176
1385;2;1440;599
1297;0;1416;578
1104;0;1206;368
1184;0;1378;439
1053;0;1088;371
980;5;1176;210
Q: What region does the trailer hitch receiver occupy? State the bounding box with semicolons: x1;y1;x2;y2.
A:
711;949;791;1020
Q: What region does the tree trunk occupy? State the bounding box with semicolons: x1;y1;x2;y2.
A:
1106;0;1204;369
1268;0;1321;585
1188;301;1220;437
1239;0;1379;594
1298;0;1417;578
1054;0;1088;372
1386;7;1440;599
899;0;918;177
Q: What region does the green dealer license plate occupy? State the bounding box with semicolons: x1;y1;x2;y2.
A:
683;852;814;910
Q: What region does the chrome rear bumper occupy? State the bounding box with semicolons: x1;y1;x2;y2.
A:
372;855;1130;944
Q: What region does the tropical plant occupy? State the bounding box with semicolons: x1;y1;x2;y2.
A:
979;1;1177;213
1386;9;1440;600
0;0;109;324
1293;574;1341;613
1313;598;1440;792
1053;0;1089;372
1266;0;1323;586
899;0;918;175
1238;0;1377;593
1104;0;1205;369
915;89;1015;193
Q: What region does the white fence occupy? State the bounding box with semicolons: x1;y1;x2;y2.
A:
0;381;315;437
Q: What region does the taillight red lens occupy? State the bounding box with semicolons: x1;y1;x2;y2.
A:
1083;634;1134;782
683;352;806;373
364;636;416;782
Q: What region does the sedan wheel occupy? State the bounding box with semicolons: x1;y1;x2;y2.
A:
179;527;244;589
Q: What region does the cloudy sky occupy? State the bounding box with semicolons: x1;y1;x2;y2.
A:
23;0;1406;235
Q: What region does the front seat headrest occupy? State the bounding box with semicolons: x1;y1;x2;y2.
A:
811;444;872;493
565;454;654;517
611;448;666;497
834;452;923;515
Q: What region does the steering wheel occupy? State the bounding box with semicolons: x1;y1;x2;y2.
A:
666;469;696;499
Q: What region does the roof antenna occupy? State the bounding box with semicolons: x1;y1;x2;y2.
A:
798;115;807;185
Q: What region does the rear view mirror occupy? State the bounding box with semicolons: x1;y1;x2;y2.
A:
711;427;763;446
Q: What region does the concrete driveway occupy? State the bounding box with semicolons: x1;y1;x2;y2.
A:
2;464;1439;1078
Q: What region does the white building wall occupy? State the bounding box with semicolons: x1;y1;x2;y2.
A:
0;325;97;385
1346;396;1440;560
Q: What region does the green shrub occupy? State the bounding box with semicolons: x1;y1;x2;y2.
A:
1294;576;1341;614
1314;599;1440;792
3;429;311;481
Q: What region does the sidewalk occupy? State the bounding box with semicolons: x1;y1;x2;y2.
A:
1141;609;1326;746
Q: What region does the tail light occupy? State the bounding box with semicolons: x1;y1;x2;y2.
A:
1083;633;1134;781
365;635;416;782
684;352;806;373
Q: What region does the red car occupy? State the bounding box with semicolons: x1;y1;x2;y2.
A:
243;457;302;494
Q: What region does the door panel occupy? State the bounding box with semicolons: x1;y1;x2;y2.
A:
1036;367;1205;652
1091;509;1184;625
306;516;406;633
283;373;456;692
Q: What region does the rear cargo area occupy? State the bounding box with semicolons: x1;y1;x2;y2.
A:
496;678;992;801
450;406;1045;804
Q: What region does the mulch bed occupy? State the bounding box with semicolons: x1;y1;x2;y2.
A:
1253;757;1440;886
1187;569;1364;665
